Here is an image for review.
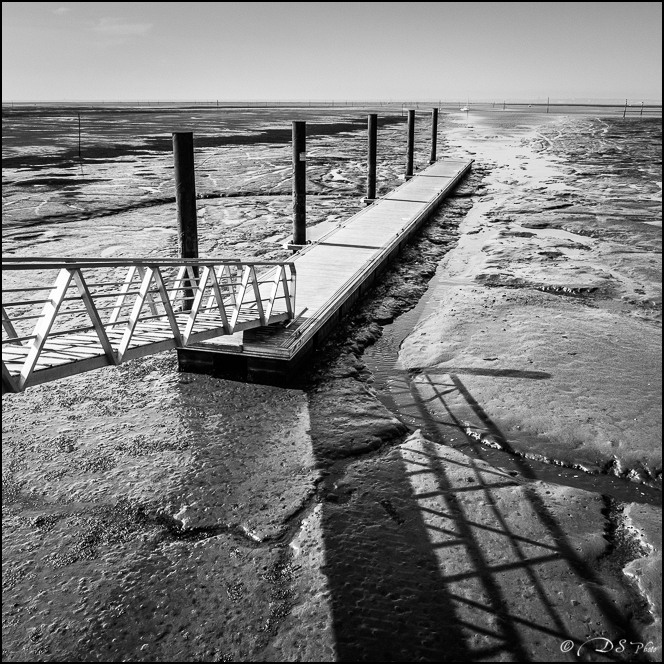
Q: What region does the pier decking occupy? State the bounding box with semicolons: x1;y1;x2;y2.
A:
178;157;473;383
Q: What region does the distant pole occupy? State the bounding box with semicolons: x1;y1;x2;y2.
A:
173;132;199;311
503;100;506;111
77;113;81;161
292;121;306;246
640;101;644;117
623;99;628;119
406;109;415;178
429;107;438;164
367;113;377;201
547;97;550;113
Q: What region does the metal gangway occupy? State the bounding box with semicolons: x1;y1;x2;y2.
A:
2;257;296;393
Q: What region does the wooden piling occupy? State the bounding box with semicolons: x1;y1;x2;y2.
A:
640;102;644;116
429;107;438;164
406;109;415;178
292;121;307;246
367;114;377;200
623;99;628;119
172;132;199;310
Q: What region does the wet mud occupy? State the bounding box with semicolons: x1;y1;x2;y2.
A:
2;105;661;661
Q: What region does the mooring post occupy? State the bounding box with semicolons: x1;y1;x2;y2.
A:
429;107;438;164
406;109;415;178
623;99;628;119
172;131;199;311
292;121;307;247
640;102;644;117
503;100;506;111
547;97;550;114
366;113;377;202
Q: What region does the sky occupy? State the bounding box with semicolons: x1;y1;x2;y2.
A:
2;1;662;102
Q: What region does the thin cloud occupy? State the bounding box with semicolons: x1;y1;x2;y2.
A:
93;17;153;38
53;6;72;15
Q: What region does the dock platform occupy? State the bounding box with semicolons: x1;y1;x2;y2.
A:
178;158;473;383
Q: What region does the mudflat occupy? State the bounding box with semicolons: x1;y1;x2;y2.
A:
2;104;661;661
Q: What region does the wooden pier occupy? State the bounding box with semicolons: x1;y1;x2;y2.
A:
178;157;473;384
3;111;473;392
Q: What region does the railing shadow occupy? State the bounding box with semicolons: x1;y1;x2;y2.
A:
308;368;651;661
315;438;473;661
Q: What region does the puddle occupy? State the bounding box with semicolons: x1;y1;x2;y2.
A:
364;273;662;507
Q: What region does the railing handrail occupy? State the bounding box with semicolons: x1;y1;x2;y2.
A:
2;258;296;392
2;257;296;270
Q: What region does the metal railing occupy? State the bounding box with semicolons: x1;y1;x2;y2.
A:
2;257;296;392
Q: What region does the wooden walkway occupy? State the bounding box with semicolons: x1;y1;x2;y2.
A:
2;158;472;392
179;158;473;383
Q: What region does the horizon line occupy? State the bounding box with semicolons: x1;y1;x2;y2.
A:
2;98;662;106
